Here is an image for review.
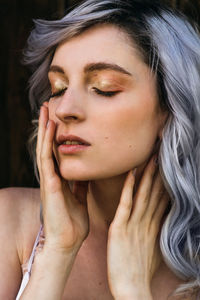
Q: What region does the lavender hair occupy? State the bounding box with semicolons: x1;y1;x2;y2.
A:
24;0;200;298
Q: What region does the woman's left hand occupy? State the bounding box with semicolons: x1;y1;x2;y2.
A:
107;154;169;300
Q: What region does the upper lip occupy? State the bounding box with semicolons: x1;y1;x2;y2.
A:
56;134;91;146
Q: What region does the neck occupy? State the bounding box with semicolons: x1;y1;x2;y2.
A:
87;165;146;232
88;173;127;230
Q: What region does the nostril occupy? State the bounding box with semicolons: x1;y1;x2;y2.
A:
64;116;78;120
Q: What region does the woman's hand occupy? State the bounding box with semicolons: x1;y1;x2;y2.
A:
37;103;89;256
107;155;169;300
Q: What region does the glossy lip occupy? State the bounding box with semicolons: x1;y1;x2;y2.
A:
56;134;91;146
58;144;90;154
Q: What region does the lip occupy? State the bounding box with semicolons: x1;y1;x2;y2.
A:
58;144;90;154
56;134;91;154
56;134;91;146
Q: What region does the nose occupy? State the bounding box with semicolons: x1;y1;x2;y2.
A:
55;89;86;123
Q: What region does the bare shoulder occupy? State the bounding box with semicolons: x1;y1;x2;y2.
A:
0;187;41;263
0;187;40;213
0;187;41;299
0;187;40;227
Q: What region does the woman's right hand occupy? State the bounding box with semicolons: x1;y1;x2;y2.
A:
37;103;89;255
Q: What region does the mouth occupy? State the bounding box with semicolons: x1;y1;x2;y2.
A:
56;134;91;146
62;140;86;145
56;134;91;154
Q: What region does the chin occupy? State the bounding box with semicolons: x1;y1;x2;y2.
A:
58;165;93;181
60;173;92;181
59;165;128;182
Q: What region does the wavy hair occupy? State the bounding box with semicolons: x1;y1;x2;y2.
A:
24;0;200;298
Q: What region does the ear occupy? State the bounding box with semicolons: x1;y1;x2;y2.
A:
158;110;169;139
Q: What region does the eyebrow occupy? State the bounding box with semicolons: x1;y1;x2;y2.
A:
48;62;132;76
48;65;65;74
84;62;132;76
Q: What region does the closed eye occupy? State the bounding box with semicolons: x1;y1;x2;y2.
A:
49;88;67;99
93;87;120;97
49;87;120;99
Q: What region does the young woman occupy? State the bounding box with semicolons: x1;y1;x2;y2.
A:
0;0;200;299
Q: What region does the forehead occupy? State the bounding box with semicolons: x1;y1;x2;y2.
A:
51;24;145;72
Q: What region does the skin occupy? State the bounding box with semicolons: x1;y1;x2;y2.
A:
47;23;168;225
48;25;167;183
30;24;185;300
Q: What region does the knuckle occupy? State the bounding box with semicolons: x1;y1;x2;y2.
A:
121;199;132;210
137;189;148;201
40;151;47;161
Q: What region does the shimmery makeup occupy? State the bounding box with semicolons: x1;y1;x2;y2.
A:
54;79;68;90
87;72;133;91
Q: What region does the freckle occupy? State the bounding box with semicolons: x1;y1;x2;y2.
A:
99;282;102;286
129;145;132;148
105;137;109;139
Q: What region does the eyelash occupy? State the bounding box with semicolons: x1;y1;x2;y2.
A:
49;87;120;99
49;88;67;99
92;88;120;97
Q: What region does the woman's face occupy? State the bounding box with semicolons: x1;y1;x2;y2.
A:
48;24;167;180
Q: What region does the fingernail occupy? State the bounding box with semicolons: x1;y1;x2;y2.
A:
46;120;50;128
132;168;137;176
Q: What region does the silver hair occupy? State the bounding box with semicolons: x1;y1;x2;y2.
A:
24;0;200;298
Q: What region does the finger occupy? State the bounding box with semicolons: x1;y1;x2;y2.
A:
144;170;165;221
131;154;158;223
73;181;89;206
40;119;61;191
36;106;48;174
150;193;170;235
153;193;169;223
42;101;49;108
112;170;136;227
40;121;71;197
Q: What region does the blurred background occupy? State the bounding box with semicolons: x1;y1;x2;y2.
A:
0;0;200;188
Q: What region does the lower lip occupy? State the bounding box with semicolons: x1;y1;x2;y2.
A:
58;144;90;154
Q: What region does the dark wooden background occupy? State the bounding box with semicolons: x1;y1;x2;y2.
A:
1;0;199;188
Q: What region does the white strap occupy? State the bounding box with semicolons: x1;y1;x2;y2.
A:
16;225;43;299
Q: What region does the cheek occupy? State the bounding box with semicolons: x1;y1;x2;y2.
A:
102;102;159;140
97;102;160;161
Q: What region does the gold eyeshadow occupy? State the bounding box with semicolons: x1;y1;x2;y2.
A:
95;79;115;90
87;73;132;91
54;79;68;90
48;69;132;94
48;71;68;94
